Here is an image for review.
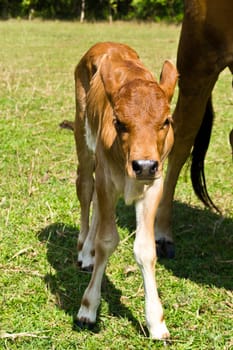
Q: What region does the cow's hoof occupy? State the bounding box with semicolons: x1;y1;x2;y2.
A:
156;239;175;259
73;318;95;331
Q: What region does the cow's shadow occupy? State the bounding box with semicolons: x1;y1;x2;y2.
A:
38;199;233;335
160;201;233;290
117;199;233;290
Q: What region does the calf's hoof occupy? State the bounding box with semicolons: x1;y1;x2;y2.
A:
77;260;82;268
156;239;175;259
77;260;94;273
150;321;170;340
73;318;95;331
82;265;94;273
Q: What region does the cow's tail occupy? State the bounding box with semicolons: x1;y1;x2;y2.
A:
190;96;220;213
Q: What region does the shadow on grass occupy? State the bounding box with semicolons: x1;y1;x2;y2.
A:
38;199;232;335
116;199;233;290
161;201;233;290
37;222;143;335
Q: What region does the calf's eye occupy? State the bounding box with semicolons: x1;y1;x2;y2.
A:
114;119;128;133
161;118;171;130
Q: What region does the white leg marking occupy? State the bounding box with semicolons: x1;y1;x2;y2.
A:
85;118;97;153
78;192;98;268
77;261;105;323
81;202;98;269
77;231;119;324
134;179;170;339
77;249;83;266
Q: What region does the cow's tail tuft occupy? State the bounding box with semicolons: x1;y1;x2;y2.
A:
190;96;220;213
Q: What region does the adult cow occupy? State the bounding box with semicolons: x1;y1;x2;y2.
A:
73;42;177;339
155;0;233;258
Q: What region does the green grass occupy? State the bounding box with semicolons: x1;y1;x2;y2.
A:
0;20;232;350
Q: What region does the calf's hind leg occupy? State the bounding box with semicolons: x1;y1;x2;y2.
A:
74;94;95;267
79;191;99;271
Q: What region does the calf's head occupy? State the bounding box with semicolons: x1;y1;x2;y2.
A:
100;57;178;181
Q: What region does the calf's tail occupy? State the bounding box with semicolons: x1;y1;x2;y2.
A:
59;120;74;131
190;96;220;213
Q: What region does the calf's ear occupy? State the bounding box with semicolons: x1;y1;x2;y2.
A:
159;60;178;102
99;54;125;106
162;124;174;162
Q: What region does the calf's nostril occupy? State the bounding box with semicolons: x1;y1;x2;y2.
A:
149;161;158;175
132;160;143;175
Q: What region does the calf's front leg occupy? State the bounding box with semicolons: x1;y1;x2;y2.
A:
134;178;169;339
76;178;119;328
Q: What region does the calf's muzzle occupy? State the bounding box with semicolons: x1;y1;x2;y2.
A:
132;160;158;179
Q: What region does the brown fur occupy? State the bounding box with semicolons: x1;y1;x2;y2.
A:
156;0;233;243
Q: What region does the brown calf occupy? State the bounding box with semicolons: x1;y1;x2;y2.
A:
155;0;233;257
73;42;177;339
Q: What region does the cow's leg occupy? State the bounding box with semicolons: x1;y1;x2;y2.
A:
155;76;218;258
76;170;119;328
134;178;169;339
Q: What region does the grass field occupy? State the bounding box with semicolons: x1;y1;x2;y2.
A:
0;20;232;350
